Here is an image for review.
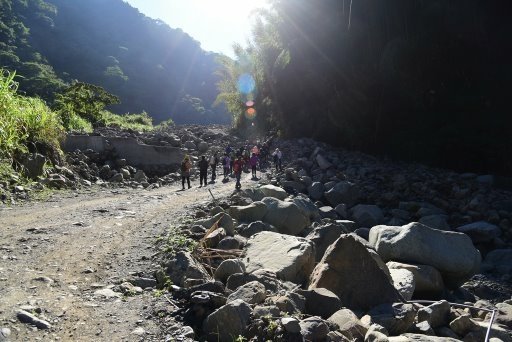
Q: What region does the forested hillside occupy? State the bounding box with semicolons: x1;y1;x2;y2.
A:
0;0;230;124
218;0;512;175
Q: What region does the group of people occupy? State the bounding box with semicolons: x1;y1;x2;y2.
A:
180;142;283;191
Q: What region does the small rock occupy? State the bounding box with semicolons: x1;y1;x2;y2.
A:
281;317;301;334
16;309;52;329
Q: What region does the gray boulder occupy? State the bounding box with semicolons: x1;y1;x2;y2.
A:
369;222;481;289
308;182;325;201
350;204;385;228
386;262;444;298
204;299;252;342
482;249;512;275
389;268;415;301
328;309;368;341
367;303;416;336
20;153;46;179
300;317;330;341
302;287;342;319
417;300;450;328
319;206;338;219
261;197;309;235
316;154;333;170
226;281;266;304
184;141;196;150
238;221;276;238
306;223;348;262
195;212;235;236
419;214;450;231
324;181;360;207
309;235;402;311
214;259;245;283
228;202;268;223
245;232;315;284
164;251;212;287
134;170;148;183
259;184;288;200
287;195;320;221
455;221;502;243
198;141;209;153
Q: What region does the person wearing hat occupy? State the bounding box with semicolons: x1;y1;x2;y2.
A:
181;155;192;190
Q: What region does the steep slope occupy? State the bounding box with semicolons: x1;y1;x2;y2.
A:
0;0;230;124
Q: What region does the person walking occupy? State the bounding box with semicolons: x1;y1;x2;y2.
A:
209;152;219;182
181;155;192;190
249;152;259;179
198;155;209;187
222;153;231;180
233;156;244;190
272;148;283;171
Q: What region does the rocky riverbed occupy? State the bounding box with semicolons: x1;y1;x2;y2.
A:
1;125;511;341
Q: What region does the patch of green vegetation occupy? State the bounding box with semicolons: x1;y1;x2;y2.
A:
100;110;153;132
162;226;197;256
154;118;175;131
0;70;64;164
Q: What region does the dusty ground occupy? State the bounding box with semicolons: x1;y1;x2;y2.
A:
0;174;256;341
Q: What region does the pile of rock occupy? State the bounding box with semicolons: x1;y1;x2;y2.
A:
157;176;511;341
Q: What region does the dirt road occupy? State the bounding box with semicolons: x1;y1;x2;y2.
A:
0;175;253;341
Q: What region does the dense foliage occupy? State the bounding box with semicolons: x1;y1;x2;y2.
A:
218;0;511;175
0;0;230;125
0;70;64;163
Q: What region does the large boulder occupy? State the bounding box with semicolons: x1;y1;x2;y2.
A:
350;204;385;228
482;249;512;275
20;153;46;179
214;259;245;284
244;232;315;285
286;195;320;221
328;309;368;341
369;222;481;289
309;235;402;311
389;268;415;301
195;212;235;236
366;303;416;336
455;221;502;243
316;154;333;170
259;185;288;200
198;141;209;153
204;299;252;342
302;288;342;319
237;221;276;238
164;251;212;287
226;281;266;304
386;262;444;298
306;223;348;262
228;202;268;223
324;181;360;207
308;182;325;201
261;197;309;235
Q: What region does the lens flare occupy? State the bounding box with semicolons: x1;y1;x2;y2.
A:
245;107;256;120
237;74;256;94
246;100;254;107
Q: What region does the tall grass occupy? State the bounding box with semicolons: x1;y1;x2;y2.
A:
0;69;64;163
100;110;154;131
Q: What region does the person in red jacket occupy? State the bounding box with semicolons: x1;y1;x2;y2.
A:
233;156;244;190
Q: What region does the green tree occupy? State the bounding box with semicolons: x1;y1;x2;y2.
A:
54;81;120;128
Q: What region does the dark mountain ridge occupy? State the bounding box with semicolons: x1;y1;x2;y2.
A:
0;0;230;124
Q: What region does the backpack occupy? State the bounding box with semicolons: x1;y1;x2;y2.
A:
181;161;188;173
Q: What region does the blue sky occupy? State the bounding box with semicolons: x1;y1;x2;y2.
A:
124;0;267;57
